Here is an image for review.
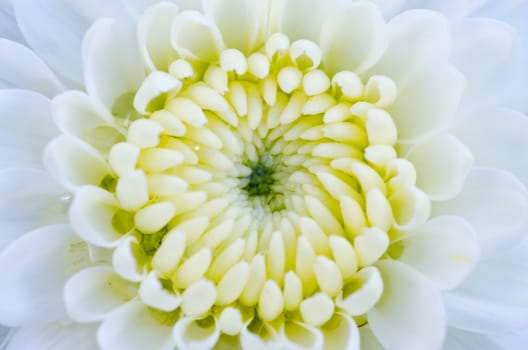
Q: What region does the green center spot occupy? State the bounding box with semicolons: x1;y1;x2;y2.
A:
243;163;276;197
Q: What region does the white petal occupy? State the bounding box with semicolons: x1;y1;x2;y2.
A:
0;5;25;43
0;168;68;251
44;135;110;191
133;71;182;115
442;328;502;350
0;225;73;326
386;63;465;143
406;133;473;201
399;216;480;290
13;0;128;85
451;18;520;107
0;39;64;96
204;0;267;54
69;186;124;248
444;239;528;334
7;322;98;350
453;107;528;187
97;301;174;350
180;278;217;317
170;11;225;61
320;2;387;75
240;318;282;350
0;89;58;169
367;9;449;83
52;91;123;152
337;266;383;316
282;320;323;350
139;271;181;311
137;2;180;71
358;325;384;350
112;235;145;282
83;18;145;113
64;266;138;322
389;185;431;231
300;293;335;327
172;316;220;350
433;167;528;256
272;0;343;43
322;313;360;350
368;260;446;350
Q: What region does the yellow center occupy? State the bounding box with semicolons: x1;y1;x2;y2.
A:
99;32;430;330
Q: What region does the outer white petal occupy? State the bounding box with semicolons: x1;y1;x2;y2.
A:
97;301;174;350
368;9;450;84
368;260;446;350
121;0;162;18
121;0;201;18
137;1;180;72
453;107;528;187
386;63;465;143
13;0;128;86
442;328;502;350
0;89;58;169
270;0;342;42
406;133;473;201
64;266;138;322
7;322;98;350
451;18;521;108
399;216;480;290
0;39;64;96
203;0;268;54
44;135;110;191
0;168;68;251
83;18;145;115
170;10;225;61
433;167;528;256
0;225;74;326
493;326;528;350
320;2;387;75
172;316;221;350
444;238;528;334
0;3;25;43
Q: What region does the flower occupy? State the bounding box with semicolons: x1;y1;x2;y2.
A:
1;0;528;349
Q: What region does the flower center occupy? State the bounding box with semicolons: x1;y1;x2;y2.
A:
69;31;431;333
242;158;276;197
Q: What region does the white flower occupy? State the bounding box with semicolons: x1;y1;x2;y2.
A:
1;0;528;349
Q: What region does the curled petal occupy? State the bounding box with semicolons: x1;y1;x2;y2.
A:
172;316;220;350
322;313;360;350
44;135;110;191
69;186;124;248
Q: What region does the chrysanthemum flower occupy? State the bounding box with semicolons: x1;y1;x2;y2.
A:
1;0;528;349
